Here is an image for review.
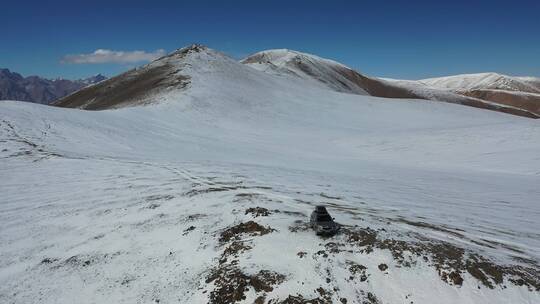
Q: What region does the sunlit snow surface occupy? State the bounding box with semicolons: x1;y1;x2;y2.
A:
1;48;539;303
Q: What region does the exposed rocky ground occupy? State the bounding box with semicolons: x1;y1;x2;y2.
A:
1;151;538;303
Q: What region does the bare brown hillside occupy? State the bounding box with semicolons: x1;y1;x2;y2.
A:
53;46;204;110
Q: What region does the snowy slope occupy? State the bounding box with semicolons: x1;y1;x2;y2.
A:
244;50;539;118
53;47;194;109
1;46;540;304
414;73;540;116
420;73;540;94
242;49;369;95
517;77;540;91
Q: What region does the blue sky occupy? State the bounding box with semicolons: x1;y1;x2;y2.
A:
1;0;539;80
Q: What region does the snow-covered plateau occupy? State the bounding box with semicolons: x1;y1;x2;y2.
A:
1;46;539;304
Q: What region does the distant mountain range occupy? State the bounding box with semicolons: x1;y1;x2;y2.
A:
0;69;107;104
3;45;539;118
54;45;539;118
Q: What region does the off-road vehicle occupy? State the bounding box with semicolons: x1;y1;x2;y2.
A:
310;206;339;236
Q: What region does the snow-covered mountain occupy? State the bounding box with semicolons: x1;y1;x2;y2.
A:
241;49;370;95
53;46;539;118
54;47;195;109
416;73;540;116
1;45;539;304
243;50;539;118
420;73;540;93
0;69;107;104
79;74;108;86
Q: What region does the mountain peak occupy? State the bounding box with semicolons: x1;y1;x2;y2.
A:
0;68;23;80
160;44;210;60
80;74;108;85
242;48;369;95
420;72;540;94
242;49;347;69
54;46;210;110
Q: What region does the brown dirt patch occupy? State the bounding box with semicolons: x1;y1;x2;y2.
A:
340;226;540;290
206;266;285;304
365;292;381;304
343;228;377;252
206;219;285;304
222;241;252;261
269;295;329;304
54;64;190;110
206;266;250;304
325;242;345;254
347;261;368;282
268;287;333;304
220;221;275;243
251;270;286;292
459;89;540;116
289;220;311;233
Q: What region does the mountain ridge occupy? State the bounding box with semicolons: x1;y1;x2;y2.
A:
420;72;540;93
53;45;210;109
242;49;539;118
18;44;540;118
0;68;106;104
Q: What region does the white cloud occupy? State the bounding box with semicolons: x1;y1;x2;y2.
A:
62;49;166;64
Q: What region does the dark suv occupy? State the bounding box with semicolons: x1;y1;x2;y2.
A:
310;206;339;236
